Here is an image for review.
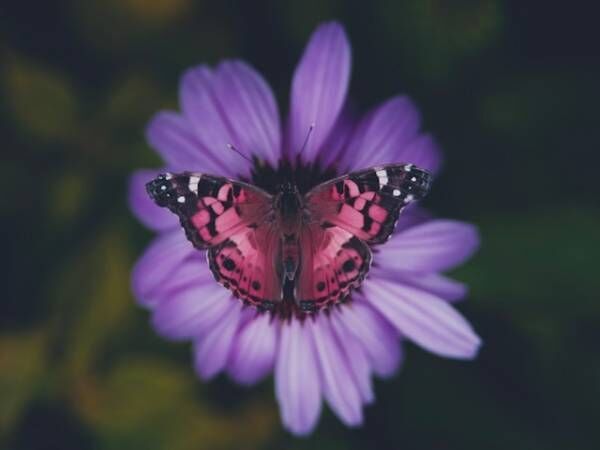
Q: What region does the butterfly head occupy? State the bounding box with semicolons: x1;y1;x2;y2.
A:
278;181;299;195
146;173;176;207
274;182;302;222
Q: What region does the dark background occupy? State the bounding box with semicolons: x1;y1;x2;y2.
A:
2;1;599;449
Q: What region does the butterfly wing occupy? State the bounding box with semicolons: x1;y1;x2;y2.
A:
304;163;432;244
147;172;281;308
295;223;372;311
147;172;273;248
296;163;432;310
207;224;282;309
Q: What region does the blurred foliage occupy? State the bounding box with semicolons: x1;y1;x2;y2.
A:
3;54;80;142
1;0;599;449
378;0;503;82
0;331;47;435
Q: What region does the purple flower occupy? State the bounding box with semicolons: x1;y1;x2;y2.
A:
129;21;481;435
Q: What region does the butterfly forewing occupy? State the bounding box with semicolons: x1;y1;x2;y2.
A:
146;172;273;248
304;163;432;244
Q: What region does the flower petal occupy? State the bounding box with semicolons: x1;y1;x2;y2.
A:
275;319;322;436
363;278;481;359
339;96;440;174
147;255;208;301
376;220;480;273
386;272;468;302
395;205;433;232
288;21;351;162
146;111;228;174
310;315;363;426
227;312;277;385
316;106;355;169
179;66;252;177
212;60;282;165
131;231;196;308
128;169;178;231
328;309;374;404
333;300;401;377
193;301;246;379
152;281;234;341
396;133;442;175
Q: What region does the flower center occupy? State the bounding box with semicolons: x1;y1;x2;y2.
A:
249;157;338;195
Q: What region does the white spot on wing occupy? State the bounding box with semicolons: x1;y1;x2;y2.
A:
177;196;186;203
376;169;389;187
404;194;414;203
188;175;200;194
393;189;401;196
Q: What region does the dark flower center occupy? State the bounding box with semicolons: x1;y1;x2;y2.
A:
248;157;338;195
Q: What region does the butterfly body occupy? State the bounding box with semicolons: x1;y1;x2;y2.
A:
146;163;431;314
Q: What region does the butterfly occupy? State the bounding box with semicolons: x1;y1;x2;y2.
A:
146;163;432;313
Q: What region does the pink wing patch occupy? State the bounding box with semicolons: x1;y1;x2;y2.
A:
146;172;273;248
296;223;372;311
208;224;282;309
305;163;432;244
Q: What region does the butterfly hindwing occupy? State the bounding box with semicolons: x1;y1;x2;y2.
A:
208;224;282;308
305;163;432;244
296;223;372;311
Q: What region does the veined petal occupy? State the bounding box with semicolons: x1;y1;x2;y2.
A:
310;315;363;426
333;299;401;377
227;312;277;385
374;272;468;303
328;309;374;404
288;21;351;162
146;111;228;174
363;278;481;359
131;231;196;308
152;282;233;341
147;255;208;301
339;96;426;171
193;301;246;379
213;60;282;166
128;169;178;231
397;133;442;175
275;320;322;436
179;66;253;177
395;205;433;232
317;106;355;169
377;220;480;273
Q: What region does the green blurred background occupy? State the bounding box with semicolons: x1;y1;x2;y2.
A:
2;1;599;449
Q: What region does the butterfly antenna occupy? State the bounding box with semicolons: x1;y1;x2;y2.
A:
297;123;315;156
227;143;252;163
